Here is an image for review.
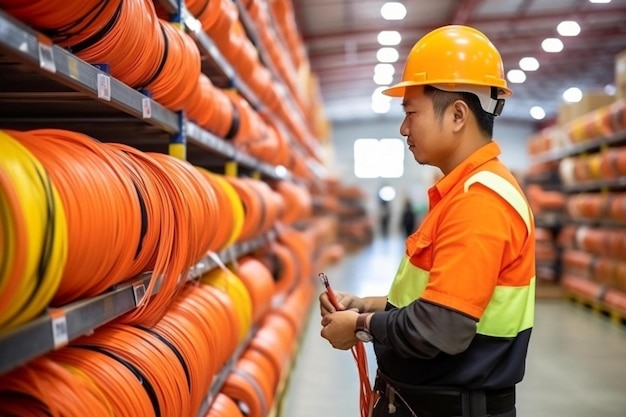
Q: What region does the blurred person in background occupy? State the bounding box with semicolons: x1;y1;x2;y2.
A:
400;197;416;237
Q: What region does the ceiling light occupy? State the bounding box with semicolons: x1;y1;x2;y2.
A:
605;84;616;95
530;106;546;120
378;185;397;202
372;100;391;114
557;21;581;36
563;87;583;103
374;63;395;76
507;69;526;83
377;47;399;63
589;0;611;3
542;38;564;53
519;57;540;71
380;2;407;20
377;30;402;46
373;72;394;85
373;87;393;102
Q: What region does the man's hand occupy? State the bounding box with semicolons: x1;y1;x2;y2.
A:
319;291;365;316
320;310;359;350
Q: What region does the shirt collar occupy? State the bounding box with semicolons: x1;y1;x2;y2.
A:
429;141;502;205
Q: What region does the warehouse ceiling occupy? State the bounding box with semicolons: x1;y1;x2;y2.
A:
292;0;626;125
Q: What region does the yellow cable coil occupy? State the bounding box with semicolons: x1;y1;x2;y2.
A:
0;130;68;329
210;172;245;247
201;266;252;342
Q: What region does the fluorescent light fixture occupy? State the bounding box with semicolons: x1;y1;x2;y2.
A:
377;47;399;63
563;87;583;103
507;69;526;83
557;21;581;36
372;87;389;98
372;87;392;102
519;57;540;71
374;63;395;76
372;100;391;114
374;72;394;85
589;0;611;3
381;2;407;20
377;30;402;46
542;38;564;53
530;106;546;120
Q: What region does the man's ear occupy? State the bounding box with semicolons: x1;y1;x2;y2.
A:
451;100;469;132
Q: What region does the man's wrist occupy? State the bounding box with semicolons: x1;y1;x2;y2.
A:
355;313;374;342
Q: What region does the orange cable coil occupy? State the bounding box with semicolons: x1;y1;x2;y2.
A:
201;266;253;343
0;355;114;417
204;393;245;417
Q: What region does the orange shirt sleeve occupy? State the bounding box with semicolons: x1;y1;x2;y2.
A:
420;184;515;319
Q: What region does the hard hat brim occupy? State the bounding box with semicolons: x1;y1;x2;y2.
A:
382;80;513;98
381;81;414;97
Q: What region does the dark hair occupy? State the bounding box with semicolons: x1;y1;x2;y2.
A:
423;85;494;138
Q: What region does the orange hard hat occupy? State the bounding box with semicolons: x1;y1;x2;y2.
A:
383;25;512;111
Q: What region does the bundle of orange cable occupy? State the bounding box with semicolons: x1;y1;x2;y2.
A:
320;273;376;417
0;355;114;416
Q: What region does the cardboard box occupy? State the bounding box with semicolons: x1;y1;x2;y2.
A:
557;102;575;125
616;49;626;99
557;92;616;125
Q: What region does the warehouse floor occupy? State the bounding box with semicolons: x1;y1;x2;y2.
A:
280;234;626;417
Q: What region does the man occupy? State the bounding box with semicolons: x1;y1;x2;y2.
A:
319;25;535;417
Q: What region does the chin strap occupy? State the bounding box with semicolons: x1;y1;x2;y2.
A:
486;87;506;117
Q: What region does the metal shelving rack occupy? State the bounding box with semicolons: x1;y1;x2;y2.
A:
0;9;178;132
231;0;306;124
196;325;257;417
230;0;328;176
530;131;626;165
562;177;626;193
0;9;286;180
0;231;275;376
0;0;292;374
156;0;305;181
0;3;306;414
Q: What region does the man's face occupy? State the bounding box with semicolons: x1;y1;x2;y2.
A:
399;86;456;170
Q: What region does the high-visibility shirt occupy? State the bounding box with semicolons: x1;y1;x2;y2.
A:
371;140;536;390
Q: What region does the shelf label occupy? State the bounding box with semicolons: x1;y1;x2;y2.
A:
68;58;79;80
50;311;68;349
132;282;146;307
142;98;152;119
225;160;238;177
38;43;56;73
97;73;111;101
